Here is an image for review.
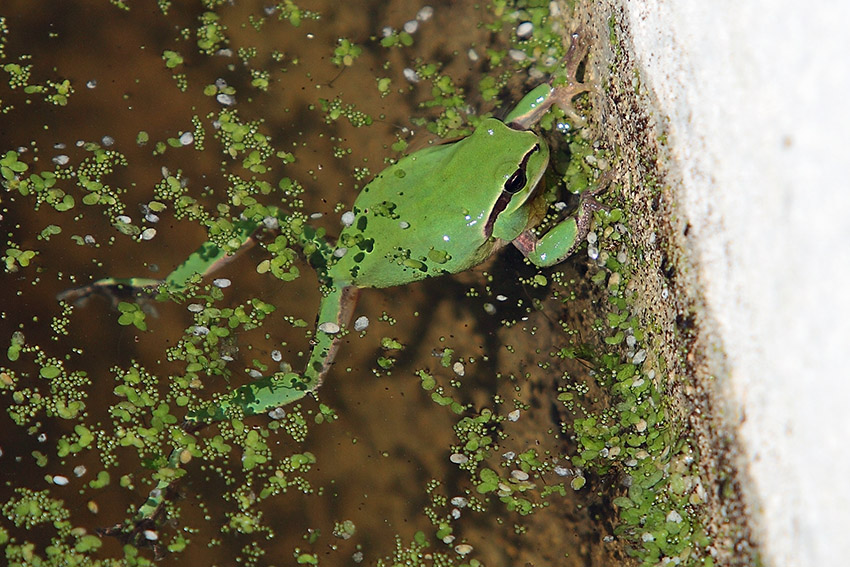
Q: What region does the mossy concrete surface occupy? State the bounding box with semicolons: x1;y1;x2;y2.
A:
598;1;850;566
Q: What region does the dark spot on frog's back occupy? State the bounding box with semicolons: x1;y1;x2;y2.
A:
356;215;367;231
357;239;374;253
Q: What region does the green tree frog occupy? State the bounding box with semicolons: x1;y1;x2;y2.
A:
60;32;607;538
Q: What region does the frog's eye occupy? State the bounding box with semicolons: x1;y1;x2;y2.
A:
503;144;540;194
504;169;527;194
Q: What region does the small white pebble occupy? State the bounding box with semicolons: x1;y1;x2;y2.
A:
341;211;355;226
642;532;655;542
381;26;394;38
310;212;323;219
454;544;473;556
450;508;461;519
213;278;231;288
268;407;287;420
145;212;160;223
116;215;132;224
403;20;418;34
248;369;264;378
192;326;210;336
502;451;516;461
333;247;348;258
403;68;420;83
102;136;114;146
632;378;645;388
507;409;520;422
38;433;47;443
84;234;96;245
216;93;236;106
416;6;434;21
354;316;369;331
318;322;341;334
633;349;647;364
511;470;529;481
666;510;683;523
449;453;468;464
399;220;410;229
586;232;598;244
496;294;507;302
452;361;465;376
554;466;571;477
450;496;468;508
53;475;69;486
52;155;70;166
143;530;159;541
262;215;279;230
187;303;204;312
467;48;479;62
442;535;455;544
271;350;282;362
86;79;97;89
140;228;157;241
508;49;527;62
516;22;534;38
483;303;496;315
73;465;86;477
179;131;194;146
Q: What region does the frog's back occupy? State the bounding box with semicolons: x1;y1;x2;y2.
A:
330;119;540;288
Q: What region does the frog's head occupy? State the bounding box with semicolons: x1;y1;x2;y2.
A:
479;119;550;242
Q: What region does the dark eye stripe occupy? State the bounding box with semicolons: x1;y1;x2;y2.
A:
483;143;541;237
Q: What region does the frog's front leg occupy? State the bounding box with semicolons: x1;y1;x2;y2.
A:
513;172;611;267
186;282;360;423
505;31;591;130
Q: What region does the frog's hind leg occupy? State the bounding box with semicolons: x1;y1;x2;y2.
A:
185;283;360;423
120;283;360;544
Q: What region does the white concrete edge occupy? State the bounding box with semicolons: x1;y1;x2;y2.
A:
622;2;850;566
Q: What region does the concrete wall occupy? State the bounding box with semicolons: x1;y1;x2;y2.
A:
620;2;850;565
